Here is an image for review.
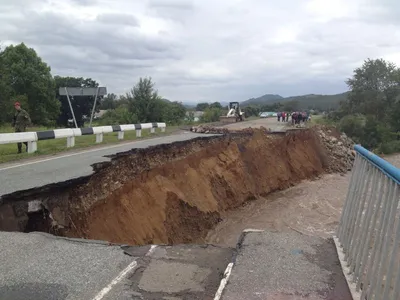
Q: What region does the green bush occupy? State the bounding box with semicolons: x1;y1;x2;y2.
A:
378;140;400;154
338;114;365;141
100;107;138;125
200;107;223;123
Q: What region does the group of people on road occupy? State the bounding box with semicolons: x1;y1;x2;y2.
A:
277;111;310;125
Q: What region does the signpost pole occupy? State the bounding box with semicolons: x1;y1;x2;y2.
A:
65;87;78;128
89;86;100;127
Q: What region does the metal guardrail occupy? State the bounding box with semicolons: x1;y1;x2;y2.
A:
0;122;166;153
335;145;400;300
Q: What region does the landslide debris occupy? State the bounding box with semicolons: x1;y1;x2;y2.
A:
191;124;355;174
315;125;355;173
190;125;272;134
0;127;354;246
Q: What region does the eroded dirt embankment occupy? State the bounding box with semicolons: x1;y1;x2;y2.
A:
0;127;354;246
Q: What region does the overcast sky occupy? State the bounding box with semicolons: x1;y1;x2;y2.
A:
1;0;400;103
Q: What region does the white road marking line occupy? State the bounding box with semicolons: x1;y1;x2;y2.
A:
146;245;157;256
92;245;158;300
92;260;138;300
0;135;172;171
213;262;234;300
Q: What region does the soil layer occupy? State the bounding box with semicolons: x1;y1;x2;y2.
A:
0;128;350;246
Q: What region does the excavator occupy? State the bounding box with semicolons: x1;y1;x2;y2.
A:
219;102;245;123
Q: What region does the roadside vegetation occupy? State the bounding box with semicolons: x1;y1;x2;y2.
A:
310;59;400;155
0;125;179;164
1;42;399;159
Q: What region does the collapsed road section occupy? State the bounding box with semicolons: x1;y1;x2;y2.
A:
0;126;354;246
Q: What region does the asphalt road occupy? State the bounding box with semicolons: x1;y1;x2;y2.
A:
0;117;290;197
0;132;209;196
222;230;352;300
0;231;234;300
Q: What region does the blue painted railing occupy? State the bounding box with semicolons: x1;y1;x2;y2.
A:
335;145;400;300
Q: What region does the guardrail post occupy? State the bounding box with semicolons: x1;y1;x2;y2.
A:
27;141;37;153
96;133;103;143
0;122;166;155
67;136;75;148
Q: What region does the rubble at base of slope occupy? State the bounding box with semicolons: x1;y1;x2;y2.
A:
316;125;356;174
190;125;230;134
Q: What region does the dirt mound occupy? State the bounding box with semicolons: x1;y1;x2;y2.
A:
315;125;355;173
190;125;272;134
0;127;354;246
190;125;230;134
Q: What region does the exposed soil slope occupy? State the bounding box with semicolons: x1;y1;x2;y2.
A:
68;129;333;245
0;127;354;246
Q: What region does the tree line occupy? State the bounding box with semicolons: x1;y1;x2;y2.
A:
2;43;400;154
324;58;400;154
0;43;188;128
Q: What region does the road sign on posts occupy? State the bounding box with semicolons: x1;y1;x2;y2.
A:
59;87;107;128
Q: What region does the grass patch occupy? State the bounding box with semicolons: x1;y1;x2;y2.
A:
0;125;178;164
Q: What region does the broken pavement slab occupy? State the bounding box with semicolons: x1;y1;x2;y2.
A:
0;231;234;300
124;244;234;300
221;230;352;300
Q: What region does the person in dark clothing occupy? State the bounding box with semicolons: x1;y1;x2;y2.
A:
296;112;302;124
12;102;31;153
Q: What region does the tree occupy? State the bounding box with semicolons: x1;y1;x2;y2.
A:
244;106;259;117
332;58;400;153
196;102;209;111
161;101;186;125
126;77;163;123
100;93;118;110
200;107;222;122
345;58;400;120
100;106;138;125
209;102;222;109
54;76;100;127
1;43;60;125
0;47;12;125
283;100;300;112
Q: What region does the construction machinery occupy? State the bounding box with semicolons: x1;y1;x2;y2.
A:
219;102;245;123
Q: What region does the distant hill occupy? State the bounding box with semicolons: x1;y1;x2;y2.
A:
241;92;349;110
241;94;283;106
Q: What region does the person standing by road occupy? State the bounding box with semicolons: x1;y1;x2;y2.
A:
12;101;31;153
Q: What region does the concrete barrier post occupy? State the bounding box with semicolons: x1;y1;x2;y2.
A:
161;127;165;132
96;133;103;143
118;131;124;140
136;129;142;137
151;128;155;133
67;136;75;148
27;141;37;153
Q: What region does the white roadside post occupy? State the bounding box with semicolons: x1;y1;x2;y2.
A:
27;141;37;153
0;122;167;154
53;129;75;148
0;132;38;153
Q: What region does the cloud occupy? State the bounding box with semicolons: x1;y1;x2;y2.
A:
1;0;400;103
96;13;140;27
